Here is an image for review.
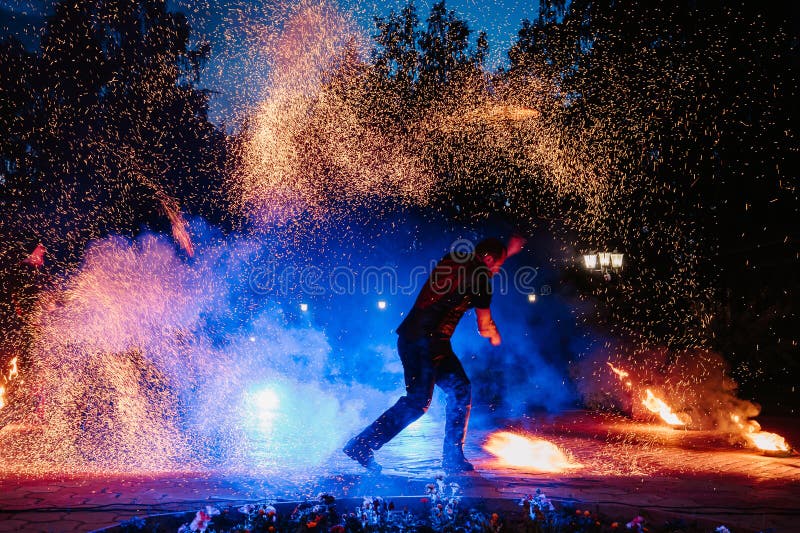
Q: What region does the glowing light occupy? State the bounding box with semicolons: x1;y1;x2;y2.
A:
253;388;281;412
299;303;309;312
483;431;582;472
642;389;691;426
610;253;624;269
527;294;536;303
377;300;387;310
582;254;598;270
598;252;612;268
0;385;5;410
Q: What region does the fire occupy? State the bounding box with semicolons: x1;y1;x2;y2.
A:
642;389;691;426
730;414;790;452
483;431;581;472
606;362;632;387
0;384;5;410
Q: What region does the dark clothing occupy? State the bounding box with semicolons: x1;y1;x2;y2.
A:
349;335;471;453
397;253;493;340
352;253;491;458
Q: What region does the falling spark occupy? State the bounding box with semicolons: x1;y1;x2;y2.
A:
642;389;691;426
483;431;581;472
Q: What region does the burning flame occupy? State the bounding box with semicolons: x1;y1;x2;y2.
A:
730;414;790;452
0;384;5;410
483;431;581;472
606;362;632;387
642;389;691;426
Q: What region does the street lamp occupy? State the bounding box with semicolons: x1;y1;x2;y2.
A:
582;251;625;279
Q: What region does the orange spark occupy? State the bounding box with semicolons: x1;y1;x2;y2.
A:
483;431;582;472
8;357;18;381
606;362;632;387
642;389;691;426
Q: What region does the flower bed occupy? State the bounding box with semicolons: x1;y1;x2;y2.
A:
96;477;735;533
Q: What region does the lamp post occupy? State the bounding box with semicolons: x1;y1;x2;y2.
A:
582;251;624;280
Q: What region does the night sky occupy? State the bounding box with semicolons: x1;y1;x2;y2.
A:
1;0;538;123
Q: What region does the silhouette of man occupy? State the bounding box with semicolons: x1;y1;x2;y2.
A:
344;235;525;473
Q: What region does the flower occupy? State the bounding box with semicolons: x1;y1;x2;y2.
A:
626;515;645;532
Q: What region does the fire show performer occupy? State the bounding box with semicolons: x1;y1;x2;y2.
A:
345;235;526;473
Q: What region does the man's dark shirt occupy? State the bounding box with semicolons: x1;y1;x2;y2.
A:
397;252;493;341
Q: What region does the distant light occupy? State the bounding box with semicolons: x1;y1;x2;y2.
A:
611;253;624;269
249;336;256;342
299;303;309;312
598;252;612;267
528;294;537;303
583;254;598;270
253;388;280;412
377;300;387;310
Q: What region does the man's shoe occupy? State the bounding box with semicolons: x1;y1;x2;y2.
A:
344;437;382;473
442;453;475;473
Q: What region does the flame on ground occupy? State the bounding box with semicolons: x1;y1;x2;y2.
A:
642;389;691;426
483;431;582;472
730;414;790;452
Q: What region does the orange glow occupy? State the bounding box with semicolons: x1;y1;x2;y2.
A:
0;384;5;410
746;431;790;452
606;362;632;387
483;431;582;472
730;414;790;452
8;356;18;381
642;389;691;426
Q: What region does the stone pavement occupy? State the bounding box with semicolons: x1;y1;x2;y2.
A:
1;410;799;532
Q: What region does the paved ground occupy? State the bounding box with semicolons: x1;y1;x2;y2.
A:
1;410;799;532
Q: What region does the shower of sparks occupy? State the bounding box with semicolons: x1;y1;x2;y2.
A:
0;0;794;473
483;431;582;472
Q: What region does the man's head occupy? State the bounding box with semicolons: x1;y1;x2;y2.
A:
475;238;507;274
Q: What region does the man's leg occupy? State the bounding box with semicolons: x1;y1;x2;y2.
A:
435;345;473;472
344;336;435;471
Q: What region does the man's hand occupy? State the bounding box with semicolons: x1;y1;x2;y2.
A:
477;307;501;346
506;234;527;257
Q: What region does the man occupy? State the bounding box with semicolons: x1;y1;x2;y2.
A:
344;235;525;473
